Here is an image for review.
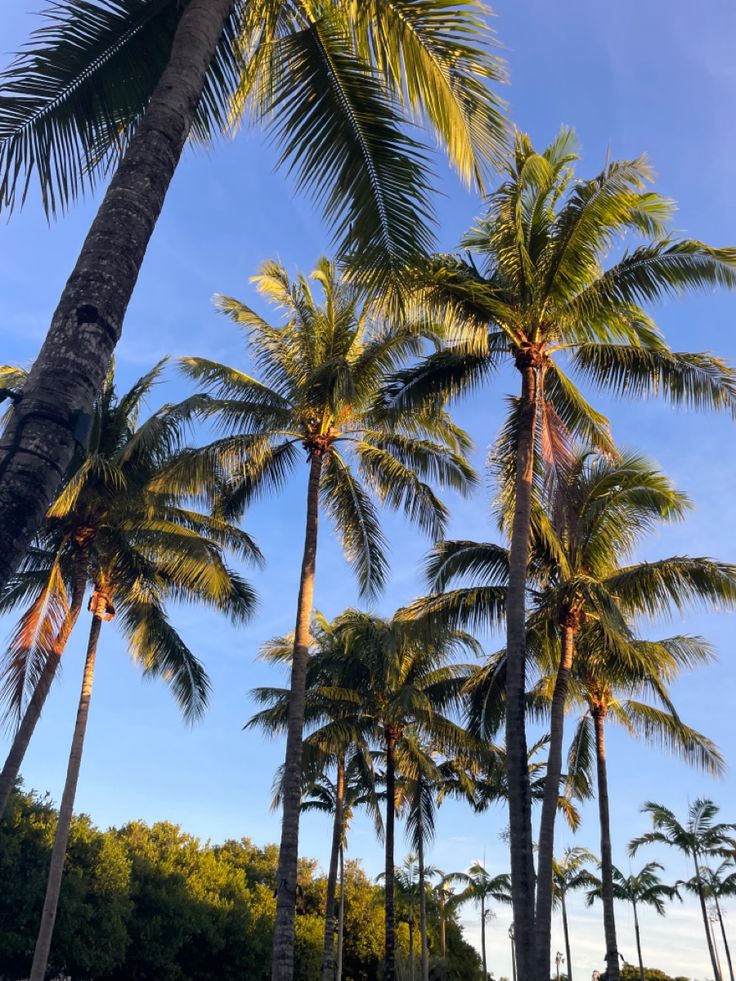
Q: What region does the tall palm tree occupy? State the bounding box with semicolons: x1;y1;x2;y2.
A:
630;800;736;981
552;847;598;981
453;861;512;981
383;129;736;977
173;257;475;978
679;860;736;981
565;636;726;981
0;0;507;594
22;379;258;981
0;362;257;822
587;862;678;981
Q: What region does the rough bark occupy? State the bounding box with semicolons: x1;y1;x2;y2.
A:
336;845;345;981
0;0;236;595
384;729;397;981
417;796;429;981
632;900;645;981
0;568;86;822
561;891;573;981
505;358;539;978
322;755;345;981
536;622;576;980
480;896;487;981
272;454;323;981
29;609;102;981
592;707;620;981
694;852;722;981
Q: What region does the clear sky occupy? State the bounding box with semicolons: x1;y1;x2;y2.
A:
2;2;736;978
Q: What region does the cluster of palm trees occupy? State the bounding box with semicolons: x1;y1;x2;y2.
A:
1;4;736;981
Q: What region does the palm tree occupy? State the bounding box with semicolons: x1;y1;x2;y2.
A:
565;636;726;981
388;853;437;981
0;0;507;595
173;257;475;978
630;800;736;981
552;847;598;981
0;362;257;822
22;374;258;981
453;861;512;980
587;862;678;981
383;129;736;977
679;860;736;981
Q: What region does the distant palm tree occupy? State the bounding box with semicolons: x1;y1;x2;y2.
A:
587;862;678;981
176;257;475;974
453;861;512;981
23;366;258;981
552;847;598;981
679;861;736;981
630;800;736;981
383;129;736;978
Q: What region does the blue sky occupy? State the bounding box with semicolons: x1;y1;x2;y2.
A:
2;1;736;978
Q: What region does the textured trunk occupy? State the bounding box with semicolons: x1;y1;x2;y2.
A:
480;896;487;981
632;900;644;981
713;887;734;981
272;454;323;981
0;0;236;594
592;707;620;981
417;791;429;981
384;730;397;981
0;569;86;821
440;895;446;959
694;853;722;981
29;611;102;981
336;845;345;981
322;755;345;981
536;623;576;980
561;891;573;981
505;360;539;978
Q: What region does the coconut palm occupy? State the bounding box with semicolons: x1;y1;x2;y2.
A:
172;257;475;977
630;800;736;981
20;375;258;981
552;847;598;981
587;862;679;981
383;129;736;977
0;0;507;597
679;860;736;981
453;861;512;980
0;362;257;822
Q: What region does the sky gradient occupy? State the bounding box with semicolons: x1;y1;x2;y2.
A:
2;1;736;978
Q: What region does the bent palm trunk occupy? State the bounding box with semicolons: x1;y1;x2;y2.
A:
694;852;722;981
713;888;734;981
29;608;103;981
384;729;398;981
561;891;573;981
0;572;86;821
0;0;236;595
322;755;345;981
592;706;620;981
536;621;576;980
506;357;540;978
272;454;323;981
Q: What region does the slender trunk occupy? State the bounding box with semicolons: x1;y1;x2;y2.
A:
409;919;415;981
29;611;102;981
440;895;446;959
592;707;620;981
713;887;734;981
272;454;323;981
632;900;644;981
536;622;576;980
336;845;345;981
0;0;236;594
417;790;429;981
0;569;86;821
506;359;539;979
694;852;722;981
322;755;345;981
561;891;573;981
480;896;487;981
384;730;397;981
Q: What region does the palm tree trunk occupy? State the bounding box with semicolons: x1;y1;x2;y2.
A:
592;706;620;981
632;900;644;981
29;610;102;981
409;919;415;981
385;728;398;981
440;895;447;959
336;845;345;981
418;798;429;981
0;0;236;596
694;852;722;981
272;453;323;981
322;755;346;981
480;896;487;981
506;357;540;980
561;891;573;981
536;621;576;980
0;568;87;822
713;888;734;981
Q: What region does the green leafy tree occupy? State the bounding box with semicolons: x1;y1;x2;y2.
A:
552;847;597;981
0;0;506;601
383;129;736;978
630;800;736;981
176;257;475;977
587;863;678;981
